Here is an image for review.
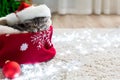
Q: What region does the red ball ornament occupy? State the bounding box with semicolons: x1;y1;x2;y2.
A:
2;61;21;79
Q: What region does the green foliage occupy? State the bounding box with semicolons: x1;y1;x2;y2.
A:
0;0;20;17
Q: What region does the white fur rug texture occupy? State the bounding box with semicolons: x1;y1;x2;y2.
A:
0;25;120;80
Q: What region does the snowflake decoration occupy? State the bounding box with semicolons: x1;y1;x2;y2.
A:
31;30;51;49
20;43;28;51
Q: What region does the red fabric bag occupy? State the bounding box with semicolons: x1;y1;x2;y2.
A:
0;26;56;67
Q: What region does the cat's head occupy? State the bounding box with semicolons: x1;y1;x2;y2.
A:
22;17;52;32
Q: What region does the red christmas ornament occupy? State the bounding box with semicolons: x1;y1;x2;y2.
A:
2;61;21;79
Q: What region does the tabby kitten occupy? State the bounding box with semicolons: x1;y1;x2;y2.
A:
11;17;50;32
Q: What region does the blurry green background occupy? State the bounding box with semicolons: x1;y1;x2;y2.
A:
0;0;31;17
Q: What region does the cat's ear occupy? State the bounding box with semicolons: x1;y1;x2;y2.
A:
0;19;7;25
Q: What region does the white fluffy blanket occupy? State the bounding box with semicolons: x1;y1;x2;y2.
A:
0;26;120;80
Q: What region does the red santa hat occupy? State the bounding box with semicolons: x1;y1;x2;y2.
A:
16;1;31;12
5;4;51;26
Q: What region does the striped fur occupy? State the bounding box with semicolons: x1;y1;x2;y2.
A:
11;17;50;32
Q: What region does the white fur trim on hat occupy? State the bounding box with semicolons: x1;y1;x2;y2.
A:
6;13;19;26
17;4;51;22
